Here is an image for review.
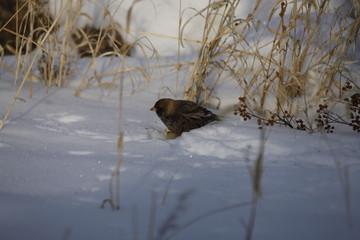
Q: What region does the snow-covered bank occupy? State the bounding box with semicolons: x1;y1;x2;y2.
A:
1;59;360;239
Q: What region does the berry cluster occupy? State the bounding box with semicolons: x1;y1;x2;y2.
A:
257;114;276;129
346;93;360;132
342;81;353;91
295;119;307;131
235;86;360;133
315;104;335;133
234;96;308;130
342;81;360;132
234;96;252;121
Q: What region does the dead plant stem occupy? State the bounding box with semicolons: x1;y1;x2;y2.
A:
0;0;72;131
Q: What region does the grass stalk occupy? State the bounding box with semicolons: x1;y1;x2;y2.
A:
0;0;71;130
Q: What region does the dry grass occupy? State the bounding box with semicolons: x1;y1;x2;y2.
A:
1;0;359;131
178;0;359;131
243;0;359;131
182;0;242;106
0;0;68;129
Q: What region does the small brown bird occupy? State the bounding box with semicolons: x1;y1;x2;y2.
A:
150;98;219;136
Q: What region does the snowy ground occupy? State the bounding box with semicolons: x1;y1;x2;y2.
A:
1;55;360;240
1;0;360;240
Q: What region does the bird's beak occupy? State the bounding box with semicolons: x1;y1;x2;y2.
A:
150;107;156;111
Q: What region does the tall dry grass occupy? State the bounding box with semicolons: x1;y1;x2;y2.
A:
180;0;359;131
1;0;359;130
182;0;242;106
0;0;68;129
0;0;134;129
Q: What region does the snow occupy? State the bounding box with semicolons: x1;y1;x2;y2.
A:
1;0;360;240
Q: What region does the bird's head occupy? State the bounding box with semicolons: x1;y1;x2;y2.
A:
150;98;176;117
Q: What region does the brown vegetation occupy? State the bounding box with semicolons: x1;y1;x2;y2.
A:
0;0;53;55
181;0;359;132
71;24;132;58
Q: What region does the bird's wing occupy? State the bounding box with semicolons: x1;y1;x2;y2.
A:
179;100;215;119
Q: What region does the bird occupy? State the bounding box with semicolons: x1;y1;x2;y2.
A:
150;98;219;136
